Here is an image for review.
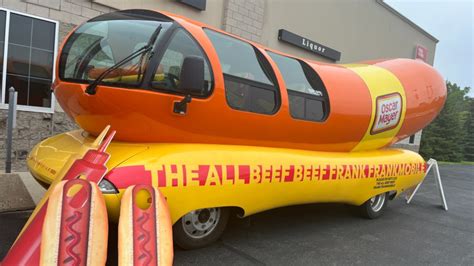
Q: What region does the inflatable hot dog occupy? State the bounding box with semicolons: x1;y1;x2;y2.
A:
118;185;173;266
54;9;446;152
41;179;108;266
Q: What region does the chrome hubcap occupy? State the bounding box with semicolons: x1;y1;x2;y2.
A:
182;208;220;239
369;193;386;212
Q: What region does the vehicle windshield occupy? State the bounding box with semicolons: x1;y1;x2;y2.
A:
59;11;173;87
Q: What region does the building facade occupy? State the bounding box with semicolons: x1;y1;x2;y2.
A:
0;0;438;170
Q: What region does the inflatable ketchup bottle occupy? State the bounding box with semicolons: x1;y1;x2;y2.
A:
1;127;115;266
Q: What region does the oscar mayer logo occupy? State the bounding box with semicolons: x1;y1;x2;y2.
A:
371;93;402;134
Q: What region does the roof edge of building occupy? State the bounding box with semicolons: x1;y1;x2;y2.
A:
377;0;439;43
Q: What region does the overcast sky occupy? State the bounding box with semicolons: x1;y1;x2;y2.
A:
385;0;473;97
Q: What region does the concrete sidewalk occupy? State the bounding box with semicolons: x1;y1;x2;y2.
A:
0;171;45;213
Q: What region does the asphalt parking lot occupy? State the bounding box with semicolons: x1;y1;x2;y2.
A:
1;164;473;265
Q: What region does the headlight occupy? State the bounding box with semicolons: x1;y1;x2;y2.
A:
98;178;119;194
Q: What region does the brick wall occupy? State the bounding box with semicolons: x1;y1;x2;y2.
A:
0;0;116;171
223;0;265;42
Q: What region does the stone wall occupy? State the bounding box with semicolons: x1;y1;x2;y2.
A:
1;0;114;25
0;111;77;171
223;0;265;42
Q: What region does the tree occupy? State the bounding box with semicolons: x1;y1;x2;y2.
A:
420;82;471;162
463;98;474;161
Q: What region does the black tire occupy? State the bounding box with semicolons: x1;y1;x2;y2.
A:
358;192;389;219
173;207;230;250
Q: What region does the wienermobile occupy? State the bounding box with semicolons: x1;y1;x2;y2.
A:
4;8;446;264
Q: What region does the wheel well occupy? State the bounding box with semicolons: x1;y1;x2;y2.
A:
174;206;245;224
227;206;245;218
388;190;397;200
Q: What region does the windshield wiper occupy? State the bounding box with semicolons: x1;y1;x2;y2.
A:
85;24;163;95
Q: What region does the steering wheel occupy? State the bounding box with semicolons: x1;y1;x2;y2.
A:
167;73;180;89
227;83;249;109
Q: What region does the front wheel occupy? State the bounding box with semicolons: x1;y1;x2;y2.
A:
173;207;230;250
358;192;388;219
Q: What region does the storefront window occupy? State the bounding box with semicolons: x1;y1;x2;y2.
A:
0;9;58;112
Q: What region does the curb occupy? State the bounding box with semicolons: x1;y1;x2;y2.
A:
0;172;45;212
0;173;35;212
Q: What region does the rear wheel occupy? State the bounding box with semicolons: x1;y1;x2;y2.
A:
173;207;230;250
358;192;388;219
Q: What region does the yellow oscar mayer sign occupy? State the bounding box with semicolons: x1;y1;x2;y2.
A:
346;64;407;152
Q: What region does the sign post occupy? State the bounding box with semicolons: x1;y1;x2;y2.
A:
5;87;18;173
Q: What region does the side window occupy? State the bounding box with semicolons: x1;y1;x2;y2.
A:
268;51;329;122
152;29;212;96
204;29;279;114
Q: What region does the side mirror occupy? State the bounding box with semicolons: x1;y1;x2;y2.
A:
179;56;205;94
174;56;205;115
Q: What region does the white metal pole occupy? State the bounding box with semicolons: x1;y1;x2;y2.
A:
406;158;448;211
433;161;448;211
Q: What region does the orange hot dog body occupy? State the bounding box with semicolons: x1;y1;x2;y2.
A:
53;10;446;152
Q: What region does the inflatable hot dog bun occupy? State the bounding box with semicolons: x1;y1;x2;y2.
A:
118;185;173;266
40;179;108;266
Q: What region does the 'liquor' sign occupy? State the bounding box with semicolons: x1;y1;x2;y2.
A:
278;29;341;61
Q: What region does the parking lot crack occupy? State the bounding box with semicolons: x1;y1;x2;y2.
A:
219;240;265;265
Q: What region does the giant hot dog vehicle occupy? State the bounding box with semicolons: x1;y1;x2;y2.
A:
4;9;446;264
